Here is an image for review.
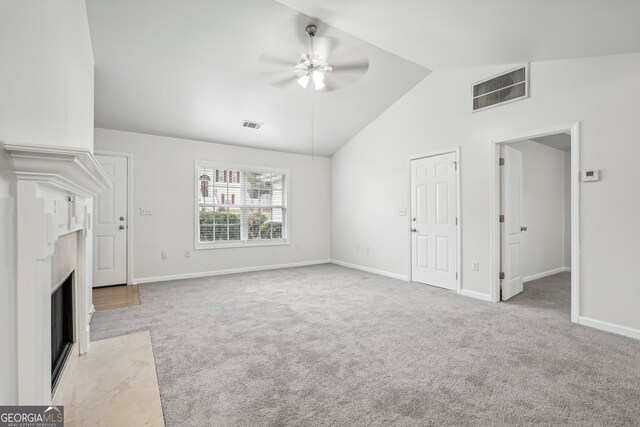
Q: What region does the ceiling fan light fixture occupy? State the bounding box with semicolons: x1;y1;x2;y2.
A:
312;70;324;90
312;70;325;84
297;74;310;89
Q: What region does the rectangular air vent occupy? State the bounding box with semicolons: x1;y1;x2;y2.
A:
472;65;528;112
242;120;262;130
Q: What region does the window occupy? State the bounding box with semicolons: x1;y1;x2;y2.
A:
196;162;288;248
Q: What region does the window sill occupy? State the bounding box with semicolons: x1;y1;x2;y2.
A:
194;239;289;250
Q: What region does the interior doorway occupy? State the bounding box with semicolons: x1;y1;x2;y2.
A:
94;152;131;287
409;149;460;291
491;124;580;322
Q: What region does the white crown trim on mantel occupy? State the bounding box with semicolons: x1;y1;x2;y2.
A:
4;142;112;197
3;141;111;405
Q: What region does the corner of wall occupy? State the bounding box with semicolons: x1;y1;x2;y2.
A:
0;150;18;404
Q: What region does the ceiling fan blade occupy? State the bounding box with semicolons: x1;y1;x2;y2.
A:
258;52;297;68
332;60;370;74
322;68;367;92
320;58;370;92
312;36;340;60
257;50;298;88
321;80;341;92
315;36;367;64
268;75;299;89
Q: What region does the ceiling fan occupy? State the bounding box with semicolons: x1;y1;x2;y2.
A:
257;23;370;92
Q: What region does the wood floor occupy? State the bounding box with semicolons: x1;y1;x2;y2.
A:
92;285;140;311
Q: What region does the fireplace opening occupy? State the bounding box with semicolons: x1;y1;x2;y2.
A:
51;271;74;391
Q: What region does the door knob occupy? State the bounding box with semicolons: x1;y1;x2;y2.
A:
119;225;126;230
521;226;528;231
411;228;417;232
120;216;125;221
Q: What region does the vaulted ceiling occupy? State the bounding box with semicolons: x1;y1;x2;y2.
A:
275;0;640;69
86;0;428;156
86;0;640;156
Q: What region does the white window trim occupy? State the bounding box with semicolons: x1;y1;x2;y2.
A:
194;160;290;250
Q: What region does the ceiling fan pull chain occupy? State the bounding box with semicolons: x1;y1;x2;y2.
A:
309;75;315;160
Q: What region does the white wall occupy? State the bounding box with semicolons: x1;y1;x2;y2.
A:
331;53;640;333
0;1;94;404
94;129;331;282
0;152;17;405
0;1;94;151
506;140;566;280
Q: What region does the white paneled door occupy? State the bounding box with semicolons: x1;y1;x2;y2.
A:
94;155;128;287
500;146;524;300
410;152;457;290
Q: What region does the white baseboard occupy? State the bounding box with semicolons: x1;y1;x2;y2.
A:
133;259;331;284
578;316;640;341
459;289;493;302
330;259;409;281
523;267;570;283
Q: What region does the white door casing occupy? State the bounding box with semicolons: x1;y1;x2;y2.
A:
410;152;457;290
94;155;128;287
500;146;524;300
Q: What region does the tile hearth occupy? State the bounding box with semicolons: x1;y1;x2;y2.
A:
62;331;164;426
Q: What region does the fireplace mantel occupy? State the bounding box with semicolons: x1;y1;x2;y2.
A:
4;141;111;405
4;143;111;198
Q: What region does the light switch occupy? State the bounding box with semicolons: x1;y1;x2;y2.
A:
140;208;153;216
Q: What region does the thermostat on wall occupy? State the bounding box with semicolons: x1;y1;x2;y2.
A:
581;169;600;182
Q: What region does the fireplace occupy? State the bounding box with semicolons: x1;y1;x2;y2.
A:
4;142;111;404
51;272;74;391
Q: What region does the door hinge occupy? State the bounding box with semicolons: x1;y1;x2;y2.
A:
456;272;458;280
455;217;458;225
452;161;457;171
499;215;505;223
499;158;505;166
499;272;505;280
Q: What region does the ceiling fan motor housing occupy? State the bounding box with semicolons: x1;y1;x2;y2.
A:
305;24;318;37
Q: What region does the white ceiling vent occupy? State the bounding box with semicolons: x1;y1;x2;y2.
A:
472;65;528;112
241;120;262;130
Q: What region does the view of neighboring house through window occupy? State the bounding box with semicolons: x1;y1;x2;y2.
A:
197;162;288;246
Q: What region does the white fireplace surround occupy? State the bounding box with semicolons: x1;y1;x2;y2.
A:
4;142;111;405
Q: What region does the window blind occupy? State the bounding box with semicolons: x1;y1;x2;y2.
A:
197;163;288;245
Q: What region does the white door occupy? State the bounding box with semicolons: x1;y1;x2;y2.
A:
500;146;524;300
94;155;128;287
411;152;457;290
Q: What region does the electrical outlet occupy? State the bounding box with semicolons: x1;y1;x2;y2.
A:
472;261;479;271
162;251;167;260
356;245;360;252
140;208;153;216
185;250;191;258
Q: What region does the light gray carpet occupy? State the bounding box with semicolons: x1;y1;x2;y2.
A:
505;272;572;315
91;265;640;426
